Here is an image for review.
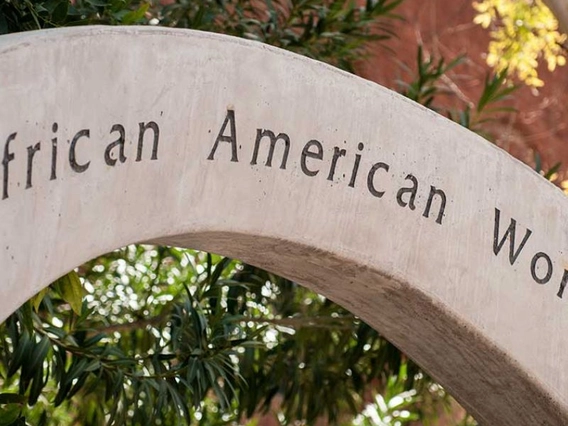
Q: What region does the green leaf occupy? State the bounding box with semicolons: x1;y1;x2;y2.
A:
51;1;69;23
53;271;84;315
38;411;48;426
110;0;128;13
87;0;111;6
7;332;31;378
534;152;543;174
0;14;8;35
0;405;21;426
28;363;46;405
0;394;26;405
26;336;50;382
31;287;49;312
477;70;516;113
544;162;562;180
121;3;149;25
18;302;34;333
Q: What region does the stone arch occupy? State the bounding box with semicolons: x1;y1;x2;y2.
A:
1;26;567;424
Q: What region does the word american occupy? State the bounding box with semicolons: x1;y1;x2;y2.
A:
207;110;448;224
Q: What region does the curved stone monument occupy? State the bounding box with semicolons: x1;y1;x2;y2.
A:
1;26;567;424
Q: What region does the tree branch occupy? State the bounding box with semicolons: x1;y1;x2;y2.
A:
239;316;356;330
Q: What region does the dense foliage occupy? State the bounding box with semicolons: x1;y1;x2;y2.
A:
0;0;401;72
0;1;529;425
1;248;458;425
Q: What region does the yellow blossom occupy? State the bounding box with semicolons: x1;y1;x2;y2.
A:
473;0;567;87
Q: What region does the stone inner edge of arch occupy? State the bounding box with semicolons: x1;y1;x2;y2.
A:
152;231;567;425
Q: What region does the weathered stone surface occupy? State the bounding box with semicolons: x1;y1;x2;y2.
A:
0;27;567;424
